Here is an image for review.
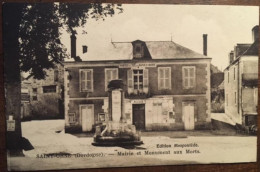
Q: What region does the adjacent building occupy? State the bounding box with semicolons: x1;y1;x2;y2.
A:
224;25;258;127
21;64;64;120
64;37;211;133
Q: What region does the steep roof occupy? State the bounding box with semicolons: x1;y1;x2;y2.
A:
242;40;258;56
79;40;208;61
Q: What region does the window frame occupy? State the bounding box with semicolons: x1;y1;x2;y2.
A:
133;69;144;91
42;85;56;93
68;113;76;125
158;67;171;90
79;69;93;92
133;43;144;58
104;68;118;91
182;66;196;89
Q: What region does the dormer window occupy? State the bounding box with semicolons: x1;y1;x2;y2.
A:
134;43;144;58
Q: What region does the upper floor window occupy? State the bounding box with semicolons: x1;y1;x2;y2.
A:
133;43;144;58
228;71;229;83
182;66;196;89
233;67;236;80
80;69;93;92
127;69;148;94
43;85;56;93
234;92;237;105
133;69;143;90
105;68;118;91
54;70;59;82
158;67;171;90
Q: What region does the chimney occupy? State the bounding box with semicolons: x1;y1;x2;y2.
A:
82;45;88;54
203;34;207;56
229;51;234;64
70;33;76;58
252;25;259;42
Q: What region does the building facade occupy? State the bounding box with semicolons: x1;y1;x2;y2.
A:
21;64;64;120
224;26;258;127
64;39;211;133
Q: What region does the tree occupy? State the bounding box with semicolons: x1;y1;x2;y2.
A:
3;3;122;155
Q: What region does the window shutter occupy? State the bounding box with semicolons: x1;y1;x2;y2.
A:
182;68;186;88
80;70;85;91
113;69;118;79
165;68;170;89
89;70;93;91
158;68;163;89
143;69;149;93
127;69;133;94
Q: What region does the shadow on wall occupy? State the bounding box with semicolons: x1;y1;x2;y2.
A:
29;94;64;120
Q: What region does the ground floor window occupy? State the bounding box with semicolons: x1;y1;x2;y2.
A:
68;113;76;125
43;85;56;93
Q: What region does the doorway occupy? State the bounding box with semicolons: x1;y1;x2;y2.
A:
80;104;94;132
132;104;145;130
182;102;195;130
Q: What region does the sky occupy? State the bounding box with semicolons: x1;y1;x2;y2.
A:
61;4;259;71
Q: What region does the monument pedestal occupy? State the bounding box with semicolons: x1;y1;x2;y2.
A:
92;80;143;146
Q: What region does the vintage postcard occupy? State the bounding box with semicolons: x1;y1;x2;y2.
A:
3;3;258;171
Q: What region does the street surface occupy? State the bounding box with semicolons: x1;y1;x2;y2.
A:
7;119;257;171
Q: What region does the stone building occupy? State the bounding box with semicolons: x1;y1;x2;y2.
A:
224;25;258;127
21;64;64;119
63;34;211;133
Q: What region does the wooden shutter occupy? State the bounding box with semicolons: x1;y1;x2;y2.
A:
143;69;149;93
127;69;133;94
86;70;92;91
80;70;86;91
189;67;195;88
165;68;170;89
158;68;163;89
183;67;189;88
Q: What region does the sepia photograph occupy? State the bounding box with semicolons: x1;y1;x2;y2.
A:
2;2;259;171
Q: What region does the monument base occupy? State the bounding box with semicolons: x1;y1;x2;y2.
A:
92;121;143;147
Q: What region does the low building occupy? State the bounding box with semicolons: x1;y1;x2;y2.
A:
64;36;211;133
224;25;258;127
21;64;64;120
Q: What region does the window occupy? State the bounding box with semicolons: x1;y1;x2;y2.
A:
80;69;93;92
105;68;118;91
133;69;143;90
158;67;171;90
32;88;37;93
54;70;59;82
182;66;196;89
43;85;56;93
228;71;229;83
254;88;258;106
234;92;236;105
233;67;236;80
127;69;149;94
68;113;76;125
32;96;37;101
133;43;144;58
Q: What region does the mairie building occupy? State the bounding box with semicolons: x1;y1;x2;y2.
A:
63;37;211;133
